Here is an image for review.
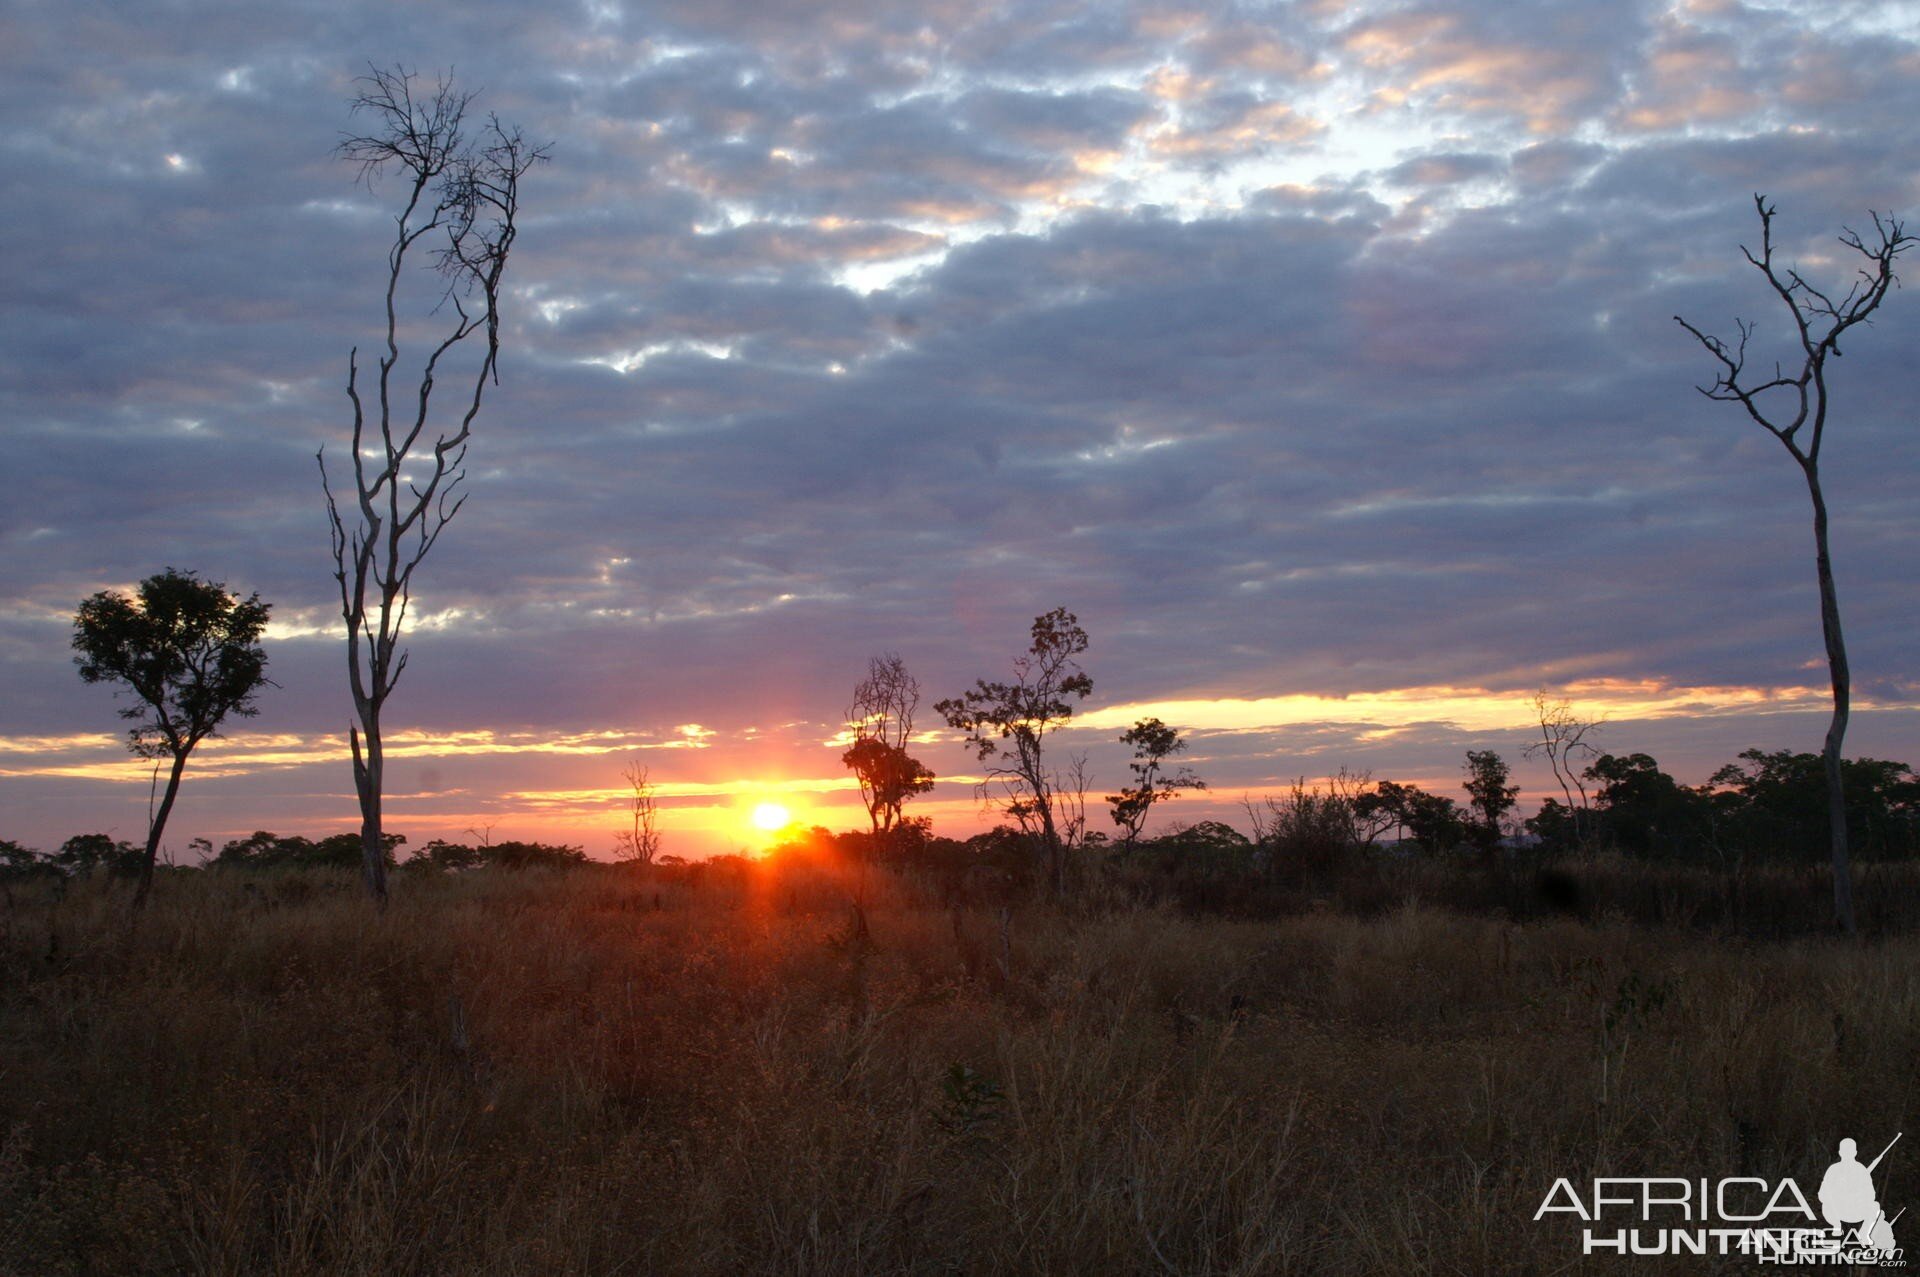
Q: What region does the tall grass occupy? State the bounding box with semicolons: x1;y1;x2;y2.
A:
1;863;1913;1274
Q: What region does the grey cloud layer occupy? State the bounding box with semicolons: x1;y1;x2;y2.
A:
4;0;1919;848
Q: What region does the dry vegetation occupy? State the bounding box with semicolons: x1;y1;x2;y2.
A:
2;862;1915;1275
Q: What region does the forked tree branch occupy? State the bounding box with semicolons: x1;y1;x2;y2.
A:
1675;193;1911;467
316;65;548;902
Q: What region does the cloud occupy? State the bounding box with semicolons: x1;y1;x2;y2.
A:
1338;1;1643;135
1383;150;1504;187
3;0;1918;855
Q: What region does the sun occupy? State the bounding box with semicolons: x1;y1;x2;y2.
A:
750;802;792;833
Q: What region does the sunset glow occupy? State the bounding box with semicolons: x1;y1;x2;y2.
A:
749;802;792;834
0;0;1914;865
6;5;1918;1269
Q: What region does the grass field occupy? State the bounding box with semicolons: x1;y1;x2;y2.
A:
1;861;1913;1274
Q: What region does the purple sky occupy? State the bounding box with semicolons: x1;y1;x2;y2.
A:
2;0;1917;858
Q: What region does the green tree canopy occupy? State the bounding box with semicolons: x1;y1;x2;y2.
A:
73;568;271;906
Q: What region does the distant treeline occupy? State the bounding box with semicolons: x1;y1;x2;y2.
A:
4;747;1914;886
0;830;590;881
1526;748;1920;862
787;746;1920;880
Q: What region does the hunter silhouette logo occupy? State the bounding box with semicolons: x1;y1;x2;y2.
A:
1822;1134;1903;1253
1534;1132;1906;1264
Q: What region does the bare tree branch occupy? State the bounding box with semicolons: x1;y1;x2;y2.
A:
614;760;661;866
317;65;548;905
1673;195;1912;933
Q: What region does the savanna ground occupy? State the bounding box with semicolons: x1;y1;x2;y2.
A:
1;857;1914;1275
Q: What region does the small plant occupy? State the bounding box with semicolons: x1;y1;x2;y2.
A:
1603;970;1673;1039
1597;969;1675;1112
936;1062;1003;1136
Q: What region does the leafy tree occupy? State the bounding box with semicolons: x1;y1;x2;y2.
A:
1246;776;1367;876
392;837;584;872
315;831;403;869
1352;780;1410;846
0;840;50;882
1251;775;1359;875
1353;780;1466;854
959;825;1044;890
213;830;296;867
1137;820;1254;876
405;839;485;873
213;830;402;871
317;66;547;906
1709;749;1919;862
483;840;588;870
1524;797;1581;855
936;609;1093;893
52;834;144;878
1106;717;1205;846
1676;196;1913;931
73;569;271;907
838;654;936;940
842;654;935;840
1462;751;1519;852
1164;820;1252;852
844;738;936;832
1404;789;1467;854
1584;753;1711;860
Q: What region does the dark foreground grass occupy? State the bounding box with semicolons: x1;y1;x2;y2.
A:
0;863;1913;1274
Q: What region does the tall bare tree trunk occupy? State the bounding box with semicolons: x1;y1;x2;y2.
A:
350;723;388;904
1806;468;1855;932
319;68;545;907
134;751;188;910
1675;197;1910;936
1037;801;1063;896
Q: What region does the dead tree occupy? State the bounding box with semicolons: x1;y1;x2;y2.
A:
1052;753;1093;857
1524;691;1601;848
1675;194;1912;933
318;66;547;904
614;760;661;866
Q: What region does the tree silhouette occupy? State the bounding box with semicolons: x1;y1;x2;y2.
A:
1461;750;1517;852
842;654;935;840
317;66;547;904
1675;194;1912;932
1353;780;1465;854
1107;717;1204;846
72;568;271;907
1524;692;1602;849
613;759;661;866
936;609;1093;893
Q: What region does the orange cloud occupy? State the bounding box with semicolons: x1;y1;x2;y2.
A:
1612;17;1759;133
1340;12;1612;134
1073;679;1887;737
1148;100;1325;160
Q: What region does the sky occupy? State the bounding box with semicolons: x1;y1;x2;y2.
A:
2;0;1918;860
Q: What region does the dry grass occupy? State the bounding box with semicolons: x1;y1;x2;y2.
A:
1;863;1914;1274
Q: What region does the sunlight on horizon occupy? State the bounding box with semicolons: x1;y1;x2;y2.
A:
750;801;793;834
8;680;1911;796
